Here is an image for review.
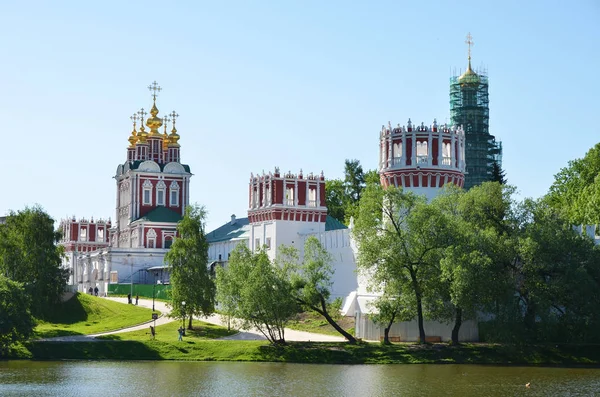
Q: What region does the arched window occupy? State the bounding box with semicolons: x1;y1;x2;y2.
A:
416;141;428;164
169;181;180;207
147;228;157;248
164;236;173;249
156;180;166;206
143;180;153;205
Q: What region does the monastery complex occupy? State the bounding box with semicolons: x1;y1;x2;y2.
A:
59;36;501;342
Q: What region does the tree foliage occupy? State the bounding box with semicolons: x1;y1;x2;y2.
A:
280;236;356;343
0;206;68;318
547;142;600;224
0;275;35;355
165;205;215;329
215;245;297;344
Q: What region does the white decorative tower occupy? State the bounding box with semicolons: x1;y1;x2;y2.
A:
379;119;465;200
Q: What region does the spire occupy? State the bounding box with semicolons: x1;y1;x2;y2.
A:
459;32;480;84
137;108;148;143
168;110;180;146
146;81;163;136
128;113;138;148
162;116;171;151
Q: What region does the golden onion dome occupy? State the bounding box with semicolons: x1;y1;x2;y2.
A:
458;60;480;85
146;102;163;136
128;132;138;148
168;127;181;147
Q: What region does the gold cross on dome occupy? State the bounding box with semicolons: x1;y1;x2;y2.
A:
130;113;138;126
170;111;179;124
138;108;147;124
148;81;162;101
465;32;474;59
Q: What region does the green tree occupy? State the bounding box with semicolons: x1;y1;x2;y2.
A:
353;185;447;344
325;179;346;223
215;245;297;344
280;236;357;343
491;160;506;184
547;142;600;224
433;183;514;344
165;205;215;330
0;206;68;318
369;279;415;344
0;275;35;355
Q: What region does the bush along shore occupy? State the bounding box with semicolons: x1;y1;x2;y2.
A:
5;340;600;366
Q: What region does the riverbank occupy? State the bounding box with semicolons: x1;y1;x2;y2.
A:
6;340;600;366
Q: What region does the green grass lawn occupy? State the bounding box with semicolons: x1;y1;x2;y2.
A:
33;293;159;339
96;319;237;342
286;312;354;337
15;340;600;365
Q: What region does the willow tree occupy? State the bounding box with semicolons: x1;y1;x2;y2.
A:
165;205;215;329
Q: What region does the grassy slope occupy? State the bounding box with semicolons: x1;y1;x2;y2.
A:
286;312;354;337
96;319;237;342
34;293;158;338
15;339;600;366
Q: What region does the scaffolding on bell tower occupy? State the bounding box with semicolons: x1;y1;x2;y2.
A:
449;33;502;190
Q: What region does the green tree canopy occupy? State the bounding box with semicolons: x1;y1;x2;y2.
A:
165;205;215;329
216;245;297;344
0;206;68;318
0;275;35;355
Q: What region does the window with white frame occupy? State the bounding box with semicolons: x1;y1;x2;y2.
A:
147;228;157;248
97;228;104;241
143;179;153;205
255;238;260;250
156;180;166;206
266;237;272;249
80;227;87;241
169;181;180;207
285;187;294;206
308;187;317;207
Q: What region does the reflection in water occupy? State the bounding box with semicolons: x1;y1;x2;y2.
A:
1;361;600;396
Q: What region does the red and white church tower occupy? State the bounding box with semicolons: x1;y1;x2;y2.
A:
379;118;465;200
61;82;191;294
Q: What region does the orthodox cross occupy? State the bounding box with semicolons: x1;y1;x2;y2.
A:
465;32;474;60
170;111;179;127
130;113;138;127
148;81;162;101
138;108;147;124
163;116;171;133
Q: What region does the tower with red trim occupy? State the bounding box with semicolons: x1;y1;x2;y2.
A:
379;118;465;200
247;167;327;257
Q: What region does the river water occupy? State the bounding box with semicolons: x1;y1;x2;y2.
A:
1;361;599;396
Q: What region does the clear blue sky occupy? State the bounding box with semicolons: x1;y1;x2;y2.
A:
1;0;599;232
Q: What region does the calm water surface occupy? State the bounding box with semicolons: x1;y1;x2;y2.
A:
1;361;599;396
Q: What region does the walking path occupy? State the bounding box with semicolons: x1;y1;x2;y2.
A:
42;297;345;343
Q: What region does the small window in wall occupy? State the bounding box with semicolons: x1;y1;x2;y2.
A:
97;228;104;241
255;238;260;249
286;187;294;206
308;188;317;207
147;228;157;249
164;236;173;249
156;180;166;206
169;181;180;207
266;237;272;249
218;254;222;261
143;179;153;205
80;228;87;241
110;271;118;283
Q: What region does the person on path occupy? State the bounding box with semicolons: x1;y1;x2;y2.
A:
135;294;139;305
127;293;132;304
178;326;183;341
94;286;99;296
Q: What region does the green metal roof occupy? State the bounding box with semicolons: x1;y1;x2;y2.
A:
206;215;346;244
325;215;348;231
206;217;250;243
135;206;182;223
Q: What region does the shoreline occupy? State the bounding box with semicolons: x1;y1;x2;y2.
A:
5;340;600;367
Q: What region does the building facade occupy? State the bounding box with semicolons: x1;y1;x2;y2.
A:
59;83;190;294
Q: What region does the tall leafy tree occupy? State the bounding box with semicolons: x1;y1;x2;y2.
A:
0;206;68;318
353;185;447;343
547;142;600;224
165;205;215;329
215;245;297;344
343;159;366;223
280;236;357;343
325;179;346;223
0;275;35;355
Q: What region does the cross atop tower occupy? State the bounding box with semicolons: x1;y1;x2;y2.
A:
148;81;162;101
465;32;474;61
